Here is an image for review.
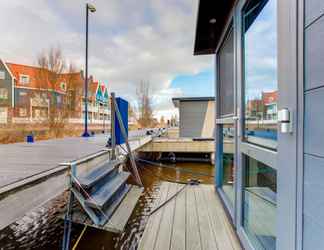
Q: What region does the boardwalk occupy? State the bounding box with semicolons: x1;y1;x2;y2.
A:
0;130;148;188
138;182;242;250
0;135;109;187
0;131;151;230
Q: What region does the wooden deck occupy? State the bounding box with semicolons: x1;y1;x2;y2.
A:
138;182;242;250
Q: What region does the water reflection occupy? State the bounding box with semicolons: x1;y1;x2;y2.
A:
222;124;235;206
0;162;214;250
243;0;278;150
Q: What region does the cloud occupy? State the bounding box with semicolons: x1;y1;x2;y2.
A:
0;0;212;117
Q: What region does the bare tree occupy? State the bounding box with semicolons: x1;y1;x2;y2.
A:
136;80;154;128
36;47;79;136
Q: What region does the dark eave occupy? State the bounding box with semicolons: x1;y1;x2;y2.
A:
194;0;236;55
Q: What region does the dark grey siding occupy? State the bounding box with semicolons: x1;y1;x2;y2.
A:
0;61;13;107
304;2;324;249
179;101;207;137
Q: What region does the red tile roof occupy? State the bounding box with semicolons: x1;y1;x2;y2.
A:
262;91;278;105
6;62;83;94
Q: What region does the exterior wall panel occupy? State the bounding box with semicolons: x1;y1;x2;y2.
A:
305;15;324;91
304;88;324;157
179;101;207;137
303;4;324;249
305;0;324;26
303;214;324;250
179;101;215;138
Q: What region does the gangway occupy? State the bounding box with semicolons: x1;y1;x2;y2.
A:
62;93;143;250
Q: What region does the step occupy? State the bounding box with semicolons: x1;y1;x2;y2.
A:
77;159;123;189
84;171;130;210
67;185;142;231
97;184;131;226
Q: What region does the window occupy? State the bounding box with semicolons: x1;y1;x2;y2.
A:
243;0;278;150
222;124;235;205
57;95;62;103
19;108;27;117
243;155;277;250
0;71;5;79
219;29;234;117
18;90;28;105
60;82;66;91
0;88;8;100
19;74;30;84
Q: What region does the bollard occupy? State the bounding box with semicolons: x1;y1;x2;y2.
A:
26;134;34;143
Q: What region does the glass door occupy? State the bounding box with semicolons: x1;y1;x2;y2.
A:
215;26;237;219
236;0;278;249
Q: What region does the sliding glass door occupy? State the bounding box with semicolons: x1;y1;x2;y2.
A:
237;0;278;249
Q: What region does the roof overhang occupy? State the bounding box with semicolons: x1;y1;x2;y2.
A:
172;97;215;108
194;0;236;55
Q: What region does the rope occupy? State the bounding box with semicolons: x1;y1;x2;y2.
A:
119;144;214;179
71;225;88;250
149;179;200;216
136;158;214;178
141;164;188;184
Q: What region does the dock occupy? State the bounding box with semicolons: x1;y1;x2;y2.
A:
0;131;151;230
138;182;242;250
138;137;219;164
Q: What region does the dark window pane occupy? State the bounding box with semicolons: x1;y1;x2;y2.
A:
222;124;235;206
243;155;277;250
219;30;234;117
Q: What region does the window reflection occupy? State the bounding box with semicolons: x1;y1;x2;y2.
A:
243;156;277;250
243;0;278;150
222;124;235;206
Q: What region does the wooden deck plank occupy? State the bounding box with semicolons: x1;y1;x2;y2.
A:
154;183;179;250
138;182;170;250
139;183;242;250
195;186;219;250
186;185;202;250
170;184;186;250
201;185;241;250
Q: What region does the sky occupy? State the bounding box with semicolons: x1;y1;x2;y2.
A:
0;0;214;119
244;0;277;102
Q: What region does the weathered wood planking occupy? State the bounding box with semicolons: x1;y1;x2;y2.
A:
170;184;186;250
137;182;171;249
186;185;202;250
154;183;178;250
138;182;242;250
195;185;218;250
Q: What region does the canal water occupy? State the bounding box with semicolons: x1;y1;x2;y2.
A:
0;162;214;250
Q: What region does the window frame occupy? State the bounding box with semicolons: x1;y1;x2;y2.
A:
19;74;30;85
0;70;5;80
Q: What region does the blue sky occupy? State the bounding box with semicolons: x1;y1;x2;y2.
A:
171;69;214;97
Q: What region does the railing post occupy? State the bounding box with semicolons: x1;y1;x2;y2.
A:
110;93;116;160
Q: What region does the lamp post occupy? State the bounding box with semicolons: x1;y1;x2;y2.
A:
82;3;96;137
